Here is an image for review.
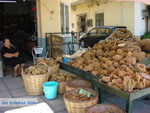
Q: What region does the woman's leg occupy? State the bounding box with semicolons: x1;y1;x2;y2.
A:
13;64;20;77
17;63;25;75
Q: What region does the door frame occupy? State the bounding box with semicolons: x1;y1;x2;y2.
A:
77;13;87;32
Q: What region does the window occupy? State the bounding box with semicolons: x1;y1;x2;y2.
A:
105;28;113;34
87;19;93;27
60;3;69;33
60;3;64;32
95;13;104;26
89;29;97;34
97;28;105;34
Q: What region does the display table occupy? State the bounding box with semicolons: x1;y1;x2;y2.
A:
59;62;150;113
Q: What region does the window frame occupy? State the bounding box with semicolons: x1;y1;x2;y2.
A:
105;28;113;34
95;12;104;26
88;28;97;34
60;3;70;33
96;27;106;34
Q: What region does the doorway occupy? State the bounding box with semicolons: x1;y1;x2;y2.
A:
79;15;87;32
0;0;37;59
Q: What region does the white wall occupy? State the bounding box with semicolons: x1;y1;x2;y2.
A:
134;2;146;36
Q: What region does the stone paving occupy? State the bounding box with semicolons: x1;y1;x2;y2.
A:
0;70;150;113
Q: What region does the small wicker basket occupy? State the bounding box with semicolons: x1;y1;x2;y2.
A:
22;70;49;96
85;104;126;113
35;62;48;67
57;81;66;94
48;64;60;75
48;49;64;59
66;80;92;91
50;72;75;94
64;88;98;113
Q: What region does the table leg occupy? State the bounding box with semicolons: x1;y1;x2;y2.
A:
94;86;101;103
94;85;98;91
126;100;133;113
99;89;104;103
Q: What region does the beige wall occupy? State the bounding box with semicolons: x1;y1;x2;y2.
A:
71;0;135;33
36;0;70;38
36;0;60;38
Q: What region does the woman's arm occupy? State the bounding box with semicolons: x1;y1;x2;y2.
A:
14;52;19;57
3;53;16;58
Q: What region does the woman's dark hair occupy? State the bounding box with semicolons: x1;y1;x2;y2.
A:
3;37;10;43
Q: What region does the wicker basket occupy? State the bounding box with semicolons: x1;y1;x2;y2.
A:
35;59;59;77
48;49;64;59
48;35;64;49
85;104;126;113
66;80;92;91
48;64;60;75
22;70;49;96
35;62;48;67
57;81;66;94
64;88;98;113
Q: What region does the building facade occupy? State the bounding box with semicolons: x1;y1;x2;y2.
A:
71;0;147;37
36;0;71;51
36;0;71;38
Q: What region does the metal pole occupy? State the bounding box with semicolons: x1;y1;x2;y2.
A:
146;16;149;32
79;32;81;48
50;33;53;58
45;33;47;52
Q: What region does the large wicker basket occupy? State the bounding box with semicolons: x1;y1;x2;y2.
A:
85;104;126;113
64;88;98;113
66;80;92;91
22;71;49;95
48;35;64;49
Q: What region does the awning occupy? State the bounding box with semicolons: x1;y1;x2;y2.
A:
113;0;150;5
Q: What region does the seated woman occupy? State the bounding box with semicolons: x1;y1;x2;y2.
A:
1;37;25;77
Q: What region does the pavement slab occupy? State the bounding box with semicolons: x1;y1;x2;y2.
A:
55;109;67;113
10;88;27;98
3;77;23;85
46;95;66;112
6;82;24;90
0;91;12;98
0;79;3;85
0;85;8;93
